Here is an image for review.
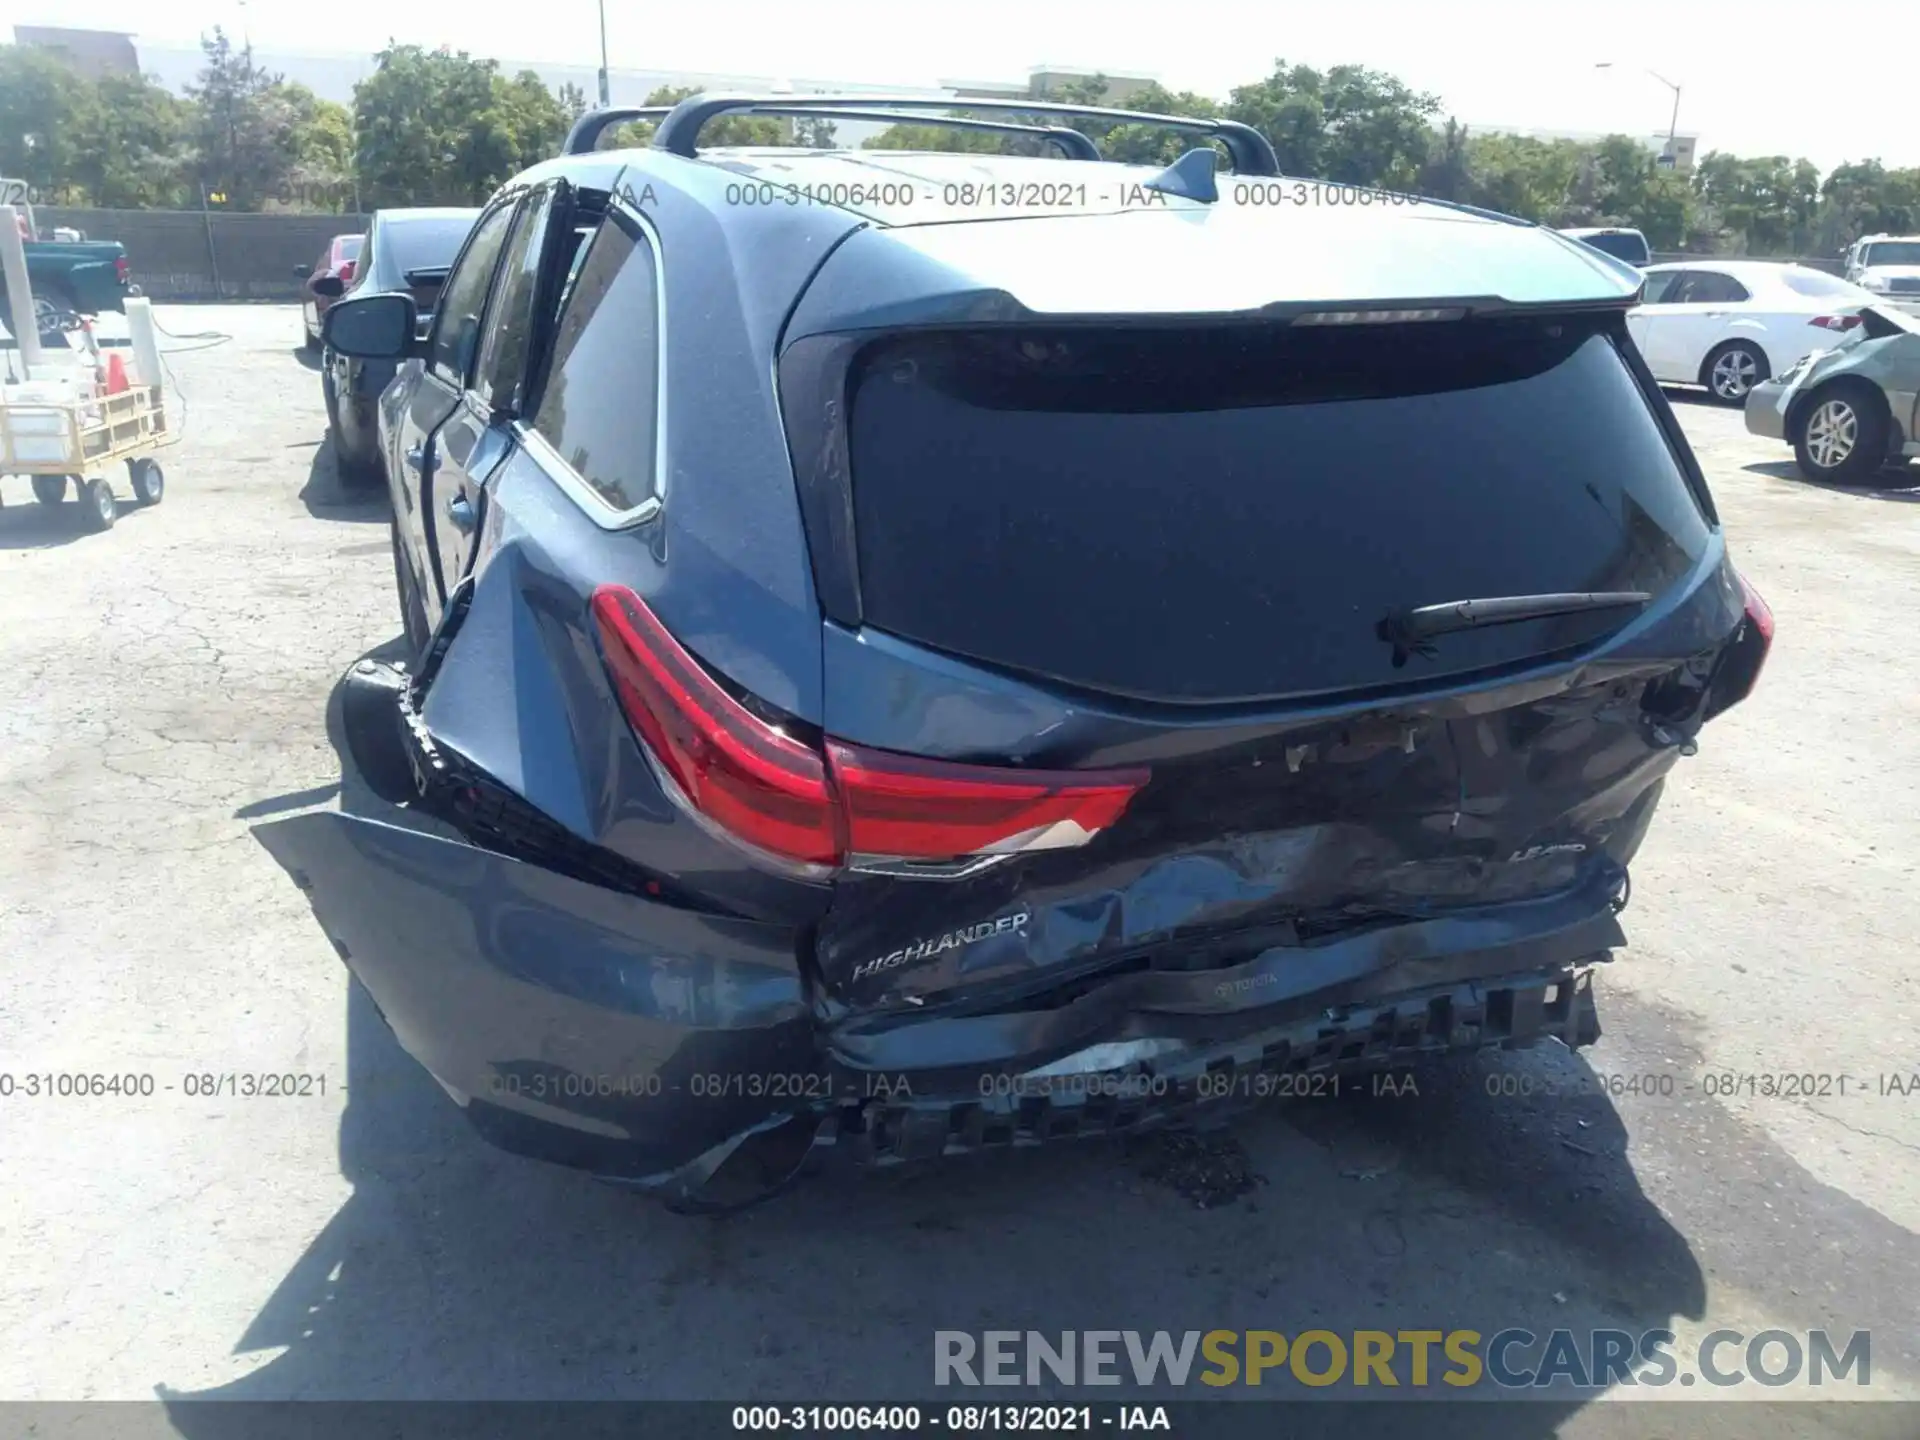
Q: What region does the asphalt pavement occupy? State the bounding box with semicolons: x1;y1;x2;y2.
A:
1;307;1915;1435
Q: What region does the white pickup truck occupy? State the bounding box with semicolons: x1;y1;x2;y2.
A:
1842;234;1920;317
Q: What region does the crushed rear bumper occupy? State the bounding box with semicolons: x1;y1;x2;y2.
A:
258;810;1619;1209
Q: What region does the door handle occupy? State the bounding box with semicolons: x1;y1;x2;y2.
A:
446;495;475;534
1701;311;1726;318
404;445;426;472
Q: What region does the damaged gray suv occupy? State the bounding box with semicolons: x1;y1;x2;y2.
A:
271;94;1774;1210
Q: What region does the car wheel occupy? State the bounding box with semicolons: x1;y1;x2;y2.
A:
390;515;432;664
128;457;165;506
79;476;117;532
1702;341;1768;403
1793;383;1888;484
30;474;67;506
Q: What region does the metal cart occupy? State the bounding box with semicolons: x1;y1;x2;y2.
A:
0;383;170;532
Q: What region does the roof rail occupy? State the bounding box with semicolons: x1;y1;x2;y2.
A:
563;106;671;155
562;102;1102;161
637;93;1282;175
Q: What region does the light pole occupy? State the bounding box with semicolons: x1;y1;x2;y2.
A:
596;0;610;107
1595;62;1681;167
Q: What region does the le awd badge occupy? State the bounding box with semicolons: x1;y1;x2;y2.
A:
852;912;1031;983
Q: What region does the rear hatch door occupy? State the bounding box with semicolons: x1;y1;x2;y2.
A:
798;308;1736;1031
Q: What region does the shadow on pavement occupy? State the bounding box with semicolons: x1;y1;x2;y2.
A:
298;436;387;523
1742;458;1920;502
152;646;1920;1435
293;346;322;372
0;481;130;551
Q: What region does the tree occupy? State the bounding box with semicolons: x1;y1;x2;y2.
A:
792;116;838;150
1419;118;1472;202
557;82;590;122
0;46;96;202
352;45;572;206
61;71;190;209
187;28;303;210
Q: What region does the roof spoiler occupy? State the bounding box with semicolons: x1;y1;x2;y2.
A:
562;103;1101;162
564;93;1281;175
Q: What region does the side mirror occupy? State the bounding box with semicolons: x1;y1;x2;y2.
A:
322;292;419;360
293;262;312;278
310;274;345;298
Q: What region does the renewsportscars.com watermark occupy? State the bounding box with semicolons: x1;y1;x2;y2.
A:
934;1329;1872;1391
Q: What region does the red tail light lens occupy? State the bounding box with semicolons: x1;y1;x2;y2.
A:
827;742;1149;862
1809;313;1861;331
590;587;840;868
1738;572;1774;645
114;255;129;282
337;260;357;284
590;586;1151;871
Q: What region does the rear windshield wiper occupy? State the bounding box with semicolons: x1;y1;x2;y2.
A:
1377;591;1651;665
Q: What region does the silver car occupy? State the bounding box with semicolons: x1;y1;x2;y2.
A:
1745;304;1920;482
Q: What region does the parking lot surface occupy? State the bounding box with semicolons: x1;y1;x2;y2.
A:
2;307;1916;1433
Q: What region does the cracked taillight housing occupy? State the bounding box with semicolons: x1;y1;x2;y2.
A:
590;585;1150;874
1704;572;1774;720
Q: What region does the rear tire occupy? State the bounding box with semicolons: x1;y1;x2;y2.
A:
1793;383;1888;484
1702;340;1768;404
129;457;165;506
80;476;117;532
31;474;67;506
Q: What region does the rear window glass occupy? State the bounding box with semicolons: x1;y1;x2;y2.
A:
1781;269;1865;299
337;235;364;261
1579;232;1650;265
381;215;478;277
846;319;1710;704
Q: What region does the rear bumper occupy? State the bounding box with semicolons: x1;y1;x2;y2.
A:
1744;382;1790;440
260;809;1625;1205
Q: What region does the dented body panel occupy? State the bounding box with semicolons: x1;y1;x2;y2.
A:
277;138;1772;1206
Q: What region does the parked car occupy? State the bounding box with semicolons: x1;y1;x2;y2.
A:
276;95;1772;1211
1840;234;1920;317
294;233;363;351
311;207;479;486
1627;261;1880;403
1558;226;1651;267
1745;303;1920;481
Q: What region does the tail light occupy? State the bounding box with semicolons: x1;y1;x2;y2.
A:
1704;572;1774;720
337;260;357;284
1809;314;1861;331
114;255;129;282
590;585;1150;874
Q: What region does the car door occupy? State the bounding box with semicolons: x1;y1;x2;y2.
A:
423;181;576;612
391;198;520;617
1644;269;1751;380
1624;268;1682;373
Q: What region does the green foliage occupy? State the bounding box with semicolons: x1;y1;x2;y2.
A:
0;45;99;201
8;37;1920;253
352;45;570;206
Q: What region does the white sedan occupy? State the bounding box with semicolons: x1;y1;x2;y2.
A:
1626;261;1879;403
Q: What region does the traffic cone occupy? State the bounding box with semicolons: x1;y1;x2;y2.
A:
104;351;129;394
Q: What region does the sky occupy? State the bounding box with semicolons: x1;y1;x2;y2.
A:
5;0;1919;173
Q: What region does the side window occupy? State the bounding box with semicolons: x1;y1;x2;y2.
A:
1690;272;1750;304
1640;270;1680;304
529;210;661;514
427;200;518;386
475;186;559;415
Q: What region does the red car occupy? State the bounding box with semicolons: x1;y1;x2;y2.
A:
294;233;363;351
